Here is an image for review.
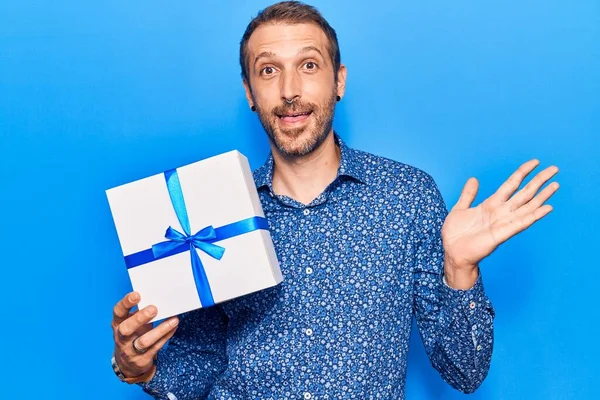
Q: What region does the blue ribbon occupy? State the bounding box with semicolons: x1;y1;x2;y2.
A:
124;168;270;307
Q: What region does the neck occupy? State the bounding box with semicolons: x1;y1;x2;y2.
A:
271;131;341;205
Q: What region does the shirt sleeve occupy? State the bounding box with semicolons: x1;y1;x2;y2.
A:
412;173;495;394
138;305;229;399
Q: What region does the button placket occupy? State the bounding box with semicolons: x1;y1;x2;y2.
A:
299;206;315;392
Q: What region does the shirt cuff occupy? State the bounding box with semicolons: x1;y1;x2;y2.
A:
442;273;477;290
438;272;495;330
137;356;170;398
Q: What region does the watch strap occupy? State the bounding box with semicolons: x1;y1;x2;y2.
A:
111;354;156;384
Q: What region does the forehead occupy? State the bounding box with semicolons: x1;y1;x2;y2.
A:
247;22;329;60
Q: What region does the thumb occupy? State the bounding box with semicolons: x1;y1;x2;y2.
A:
452;177;479;211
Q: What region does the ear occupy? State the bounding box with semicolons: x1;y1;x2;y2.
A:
336;64;347;99
243;79;254;109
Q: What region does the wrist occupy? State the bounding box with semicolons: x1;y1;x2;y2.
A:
112;353;157;384
133;364;156;383
443;256;479;290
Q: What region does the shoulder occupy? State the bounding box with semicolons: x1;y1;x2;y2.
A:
351;147;439;193
350;147;447;219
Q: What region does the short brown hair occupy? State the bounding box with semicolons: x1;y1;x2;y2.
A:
239;1;341;84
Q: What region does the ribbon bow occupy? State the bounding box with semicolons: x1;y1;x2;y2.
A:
152;225;226;261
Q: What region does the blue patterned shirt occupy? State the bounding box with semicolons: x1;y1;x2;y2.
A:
140;134;495;399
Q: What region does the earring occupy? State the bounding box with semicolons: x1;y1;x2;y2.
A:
251;105;256;112
336;96;341;102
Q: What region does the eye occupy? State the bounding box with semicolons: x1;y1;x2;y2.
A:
261;66;276;76
304;61;318;71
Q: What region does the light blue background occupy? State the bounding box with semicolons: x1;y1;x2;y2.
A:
0;1;598;399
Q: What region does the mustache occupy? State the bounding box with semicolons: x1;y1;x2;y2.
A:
272;100;315;116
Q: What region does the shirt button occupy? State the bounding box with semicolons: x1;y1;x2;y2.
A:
469;301;476;310
472;325;478;331
305;328;313;336
476;344;483;351
303;392;312;400
306;267;313;275
303;209;310;216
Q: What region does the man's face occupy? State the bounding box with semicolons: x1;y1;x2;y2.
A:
243;23;346;157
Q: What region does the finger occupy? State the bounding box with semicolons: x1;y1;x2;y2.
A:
515;181;559;216
117;305;157;338
508;166;559;210
145;324;179;357
493;204;554;244
452;177;479;211
114;317;153;344
132;317;179;353
493;159;540;203
112;292;141;327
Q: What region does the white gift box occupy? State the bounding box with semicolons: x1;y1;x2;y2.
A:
106;150;283;322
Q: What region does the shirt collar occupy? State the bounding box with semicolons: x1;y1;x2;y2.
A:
253;132;368;191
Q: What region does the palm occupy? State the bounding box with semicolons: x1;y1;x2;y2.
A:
442;160;559;269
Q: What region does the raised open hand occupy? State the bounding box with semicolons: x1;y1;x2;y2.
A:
442;160;559;273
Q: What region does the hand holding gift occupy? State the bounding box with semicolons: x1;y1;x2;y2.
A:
111;292;178;381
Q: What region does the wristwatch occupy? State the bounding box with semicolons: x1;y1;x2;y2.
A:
111;353;156;384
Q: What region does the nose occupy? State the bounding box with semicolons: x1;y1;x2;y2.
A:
280;69;301;104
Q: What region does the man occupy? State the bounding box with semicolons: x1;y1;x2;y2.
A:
110;2;559;399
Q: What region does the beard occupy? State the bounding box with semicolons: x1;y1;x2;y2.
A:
254;88;337;157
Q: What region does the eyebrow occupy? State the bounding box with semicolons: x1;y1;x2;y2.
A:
253;46;326;68
297;46;325;59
